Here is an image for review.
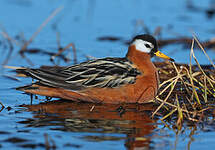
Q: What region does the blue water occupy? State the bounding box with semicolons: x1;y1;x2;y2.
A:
0;0;215;149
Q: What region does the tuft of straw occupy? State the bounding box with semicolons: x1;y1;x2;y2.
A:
153;36;215;126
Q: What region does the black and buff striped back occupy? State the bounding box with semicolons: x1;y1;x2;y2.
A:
17;57;142;90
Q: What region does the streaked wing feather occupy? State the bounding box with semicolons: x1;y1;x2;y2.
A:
18;57;142;90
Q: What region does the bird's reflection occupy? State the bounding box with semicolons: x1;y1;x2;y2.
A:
19;100;158;150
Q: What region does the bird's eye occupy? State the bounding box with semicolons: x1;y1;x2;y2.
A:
145;44;151;48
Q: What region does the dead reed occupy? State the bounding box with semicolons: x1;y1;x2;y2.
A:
153;36;215;128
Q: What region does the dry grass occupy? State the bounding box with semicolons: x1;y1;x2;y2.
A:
153;36;215;128
19;6;64;66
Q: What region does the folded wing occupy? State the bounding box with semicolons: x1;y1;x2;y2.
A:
17;57;142;90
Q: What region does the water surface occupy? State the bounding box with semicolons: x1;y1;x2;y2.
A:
0;0;215;149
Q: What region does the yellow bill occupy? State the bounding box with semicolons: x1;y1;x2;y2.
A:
154;50;175;62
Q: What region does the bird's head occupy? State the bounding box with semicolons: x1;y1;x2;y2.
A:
131;34;174;61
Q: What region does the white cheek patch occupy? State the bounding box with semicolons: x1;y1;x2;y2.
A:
132;39;154;53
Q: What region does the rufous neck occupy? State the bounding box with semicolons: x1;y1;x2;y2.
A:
126;45;155;73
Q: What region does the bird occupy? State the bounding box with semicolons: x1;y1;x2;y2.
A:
16;34;174;104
